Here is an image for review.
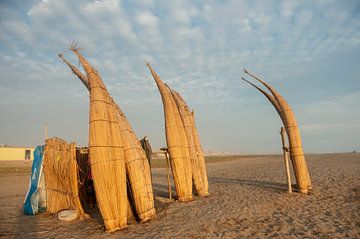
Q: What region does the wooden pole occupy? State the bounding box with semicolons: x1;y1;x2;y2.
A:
280;127;292;193
165;151;172;200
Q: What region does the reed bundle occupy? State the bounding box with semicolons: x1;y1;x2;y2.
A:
112;98;155;222
71;48;127;232
75;147;136;222
242;69;311;194
58;53;89;90
43;137;85;219
147;63;193;202
60;52;155;222
169;88;209;196
189;110;209;195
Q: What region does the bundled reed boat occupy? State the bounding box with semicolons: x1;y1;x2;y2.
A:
168;87;209;196
60;48;155;226
242;69;311;194
69;48;128;232
147;63;193;202
189;110;209;195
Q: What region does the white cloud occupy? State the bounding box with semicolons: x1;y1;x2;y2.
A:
135;11;158;29
0;0;359;152
27;0;51;16
171;5;199;24
1;20;34;45
83;0;121;14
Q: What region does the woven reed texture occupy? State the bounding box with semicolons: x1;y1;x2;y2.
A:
147;63;193;202
244;70;311;193
72;50;127;232
111;98;155;222
189;110;209;195
60;53;155;222
169;88;208;196
43;138;85;219
191;111;209;194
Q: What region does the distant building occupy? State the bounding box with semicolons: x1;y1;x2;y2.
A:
0;146;35;161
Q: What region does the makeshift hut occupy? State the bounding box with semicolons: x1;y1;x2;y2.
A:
147;63;193;202
42;137;86;219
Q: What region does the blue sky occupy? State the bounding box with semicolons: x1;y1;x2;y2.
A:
0;0;359;153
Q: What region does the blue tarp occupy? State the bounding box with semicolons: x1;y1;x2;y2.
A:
23;145;47;215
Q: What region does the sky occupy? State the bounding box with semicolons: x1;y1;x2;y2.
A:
0;0;359;153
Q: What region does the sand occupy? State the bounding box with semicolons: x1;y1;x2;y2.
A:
0;153;359;238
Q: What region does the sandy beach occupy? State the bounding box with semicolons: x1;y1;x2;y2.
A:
0;153;359;238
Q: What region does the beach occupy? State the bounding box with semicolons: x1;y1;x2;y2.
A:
0;153;359;238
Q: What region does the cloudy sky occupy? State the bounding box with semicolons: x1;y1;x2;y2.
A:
0;0;359;153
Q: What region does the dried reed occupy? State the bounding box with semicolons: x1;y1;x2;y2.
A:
59;53;89;90
189;110;209;195
60;52;155;222
111;97;155;222
43;138;86;219
243;69;311;193
147;63;193;202
71;47;127;232
169;88;208;196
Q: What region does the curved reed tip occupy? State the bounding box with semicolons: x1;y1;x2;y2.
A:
58;53;63;58
145;61;151;67
244;68;249;74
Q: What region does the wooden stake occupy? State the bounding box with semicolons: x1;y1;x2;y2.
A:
165;151;172;200
280;127;292;193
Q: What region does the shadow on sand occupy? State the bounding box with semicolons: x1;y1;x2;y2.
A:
209;177;290;193
151;171;291;194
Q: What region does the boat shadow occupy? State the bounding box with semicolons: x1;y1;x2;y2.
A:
151;172;291;194
152;183;175;199
209;177;290;193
